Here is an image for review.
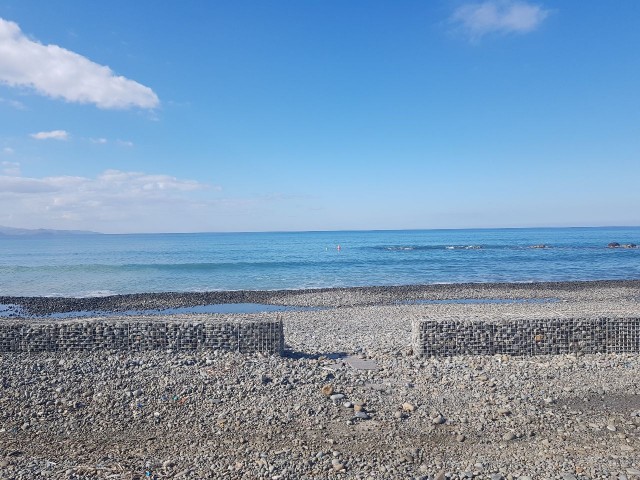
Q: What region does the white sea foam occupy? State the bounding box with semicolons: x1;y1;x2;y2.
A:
80;290;118;298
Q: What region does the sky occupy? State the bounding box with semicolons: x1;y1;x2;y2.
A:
0;1;639;233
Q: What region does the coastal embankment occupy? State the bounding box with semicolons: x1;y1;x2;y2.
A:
1;280;639;478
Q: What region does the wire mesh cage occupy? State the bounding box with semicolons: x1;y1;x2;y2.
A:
413;316;640;357
0;317;284;355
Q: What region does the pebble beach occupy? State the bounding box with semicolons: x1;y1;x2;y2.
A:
1;280;640;479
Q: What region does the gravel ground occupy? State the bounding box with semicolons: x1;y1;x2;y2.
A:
1;281;640;479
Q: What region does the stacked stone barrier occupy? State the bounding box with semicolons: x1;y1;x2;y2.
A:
0;318;284;355
413;316;640;357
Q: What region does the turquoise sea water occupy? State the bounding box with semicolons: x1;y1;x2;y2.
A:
1;227;639;297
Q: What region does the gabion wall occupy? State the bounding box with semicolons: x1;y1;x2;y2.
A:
0;319;284;355
412;317;640;357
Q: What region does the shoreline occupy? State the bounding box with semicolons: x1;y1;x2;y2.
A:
3;278;640;316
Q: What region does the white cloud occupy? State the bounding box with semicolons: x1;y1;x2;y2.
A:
0;175;59;193
30;130;69;140
0;18;159;109
90;137;108;144
1;161;20;175
451;1;549;40
0;169;219;231
95;169;206;192
2;147;14;154
0;169;306;233
117;139;134;147
0;96;26;110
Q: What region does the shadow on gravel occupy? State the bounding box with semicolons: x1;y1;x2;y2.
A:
556;393;640;414
283;350;349;360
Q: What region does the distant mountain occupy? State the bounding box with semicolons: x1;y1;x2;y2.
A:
0;225;101;236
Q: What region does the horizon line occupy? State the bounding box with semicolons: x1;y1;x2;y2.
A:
10;224;639;236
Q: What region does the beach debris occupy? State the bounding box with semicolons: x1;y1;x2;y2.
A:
343;355;379;371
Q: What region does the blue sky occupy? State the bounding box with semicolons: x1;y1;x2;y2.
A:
0;1;638;233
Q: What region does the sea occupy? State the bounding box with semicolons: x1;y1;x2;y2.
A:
1;227;639;298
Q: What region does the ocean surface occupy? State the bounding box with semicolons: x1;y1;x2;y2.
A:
1;227;639;297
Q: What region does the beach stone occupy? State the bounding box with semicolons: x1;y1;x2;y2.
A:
503;432;517;441
456;434;466;442
434;470;446;480
402;402;416;412
330;394;344;401
321;385;334;396
432;414;445;425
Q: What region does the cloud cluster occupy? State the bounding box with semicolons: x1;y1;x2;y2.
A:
30;130;69;140
0;18;159;109
451;0;549;39
0;169;208;196
1;161;20;175
0;169;216;231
